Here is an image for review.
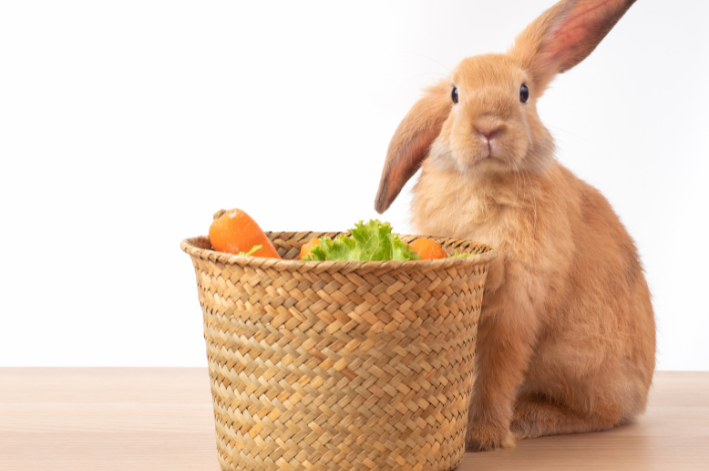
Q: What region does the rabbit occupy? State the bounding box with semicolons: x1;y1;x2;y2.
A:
374;0;655;452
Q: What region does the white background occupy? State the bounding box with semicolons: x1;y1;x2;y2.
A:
1;1;707;369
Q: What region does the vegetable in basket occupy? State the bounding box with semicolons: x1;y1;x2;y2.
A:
300;220;478;261
409;238;448;260
207;210;470;261
302;220;420;261
209;208;281;259
299;238;322;260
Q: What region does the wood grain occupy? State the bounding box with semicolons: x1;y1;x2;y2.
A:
1;369;707;470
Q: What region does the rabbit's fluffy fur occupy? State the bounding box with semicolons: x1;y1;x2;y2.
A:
375;0;655;451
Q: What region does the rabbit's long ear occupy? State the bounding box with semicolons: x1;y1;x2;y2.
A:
511;0;636;92
375;81;451;213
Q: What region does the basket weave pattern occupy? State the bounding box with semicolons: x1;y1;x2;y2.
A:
182;232;496;471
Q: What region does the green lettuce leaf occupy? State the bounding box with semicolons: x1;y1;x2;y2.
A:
390;231;420;261
303;220;420;262
451;250;473;258
237;244;262;256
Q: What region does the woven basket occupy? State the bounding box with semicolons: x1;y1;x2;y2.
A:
181;231;496;471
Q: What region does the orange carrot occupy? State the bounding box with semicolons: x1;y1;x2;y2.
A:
209;209;281;259
409;239;447;260
300;238;322;260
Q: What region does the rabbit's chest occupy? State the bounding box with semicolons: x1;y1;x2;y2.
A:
411;167;522;250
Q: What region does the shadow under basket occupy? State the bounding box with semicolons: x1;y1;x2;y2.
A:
181;231;497;471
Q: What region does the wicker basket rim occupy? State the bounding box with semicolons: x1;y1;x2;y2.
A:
181;232;497;271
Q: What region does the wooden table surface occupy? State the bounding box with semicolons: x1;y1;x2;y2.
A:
1;369;707;470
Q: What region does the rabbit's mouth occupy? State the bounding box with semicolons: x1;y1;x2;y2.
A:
441;130;523;174
461;149;508;173
450;127;518;170
474;141;505;164
467;130;531;172
479;143;496;160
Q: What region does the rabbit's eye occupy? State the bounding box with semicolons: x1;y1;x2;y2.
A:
520;84;529;103
451;87;459;104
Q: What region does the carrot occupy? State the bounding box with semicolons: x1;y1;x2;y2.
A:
209;209;281;259
300;238;322;260
409;239;447;260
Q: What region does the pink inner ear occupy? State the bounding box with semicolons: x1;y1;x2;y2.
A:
375;80;451;213
385;130;436;202
377;127;439;213
546;0;629;72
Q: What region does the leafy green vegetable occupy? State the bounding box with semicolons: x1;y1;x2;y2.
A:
451;250;474;258
303;220;420;262
237;244;262;256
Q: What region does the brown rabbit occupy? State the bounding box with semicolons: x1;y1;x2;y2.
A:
375;0;655;451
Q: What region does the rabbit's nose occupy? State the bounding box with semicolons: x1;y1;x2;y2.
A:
476;127;499;141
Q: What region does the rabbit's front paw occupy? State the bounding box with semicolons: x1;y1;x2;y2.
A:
465;421;515;452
